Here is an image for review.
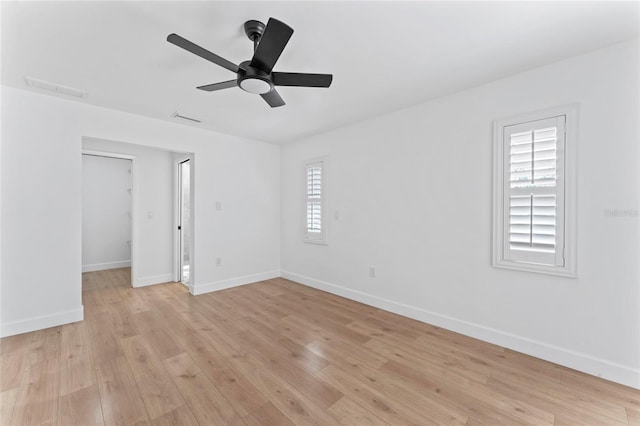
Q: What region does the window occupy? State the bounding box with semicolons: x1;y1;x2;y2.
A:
305;158;327;244
493;106;577;277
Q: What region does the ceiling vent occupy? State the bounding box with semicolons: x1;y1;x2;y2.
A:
24;76;88;99
171;112;201;123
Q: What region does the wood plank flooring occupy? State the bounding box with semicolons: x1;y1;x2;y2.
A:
1;267;638;425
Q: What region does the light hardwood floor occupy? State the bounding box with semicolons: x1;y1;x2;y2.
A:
1;267;638;425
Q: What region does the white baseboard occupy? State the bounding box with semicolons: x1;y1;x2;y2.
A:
281;270;640;390
134;273;174;288
82;260;131;273
0;306;84;338
192;270;281;296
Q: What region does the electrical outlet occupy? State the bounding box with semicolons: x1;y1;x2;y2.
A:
369;266;376;278
216;257;222;267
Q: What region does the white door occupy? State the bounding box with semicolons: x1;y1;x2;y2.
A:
178;159;191;284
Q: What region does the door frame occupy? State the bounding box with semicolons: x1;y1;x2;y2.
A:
82;149;137;287
173;155;194;288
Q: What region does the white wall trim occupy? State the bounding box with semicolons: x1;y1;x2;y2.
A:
0;306;84;338
134;273;174;288
281;270;639;390
82;260;131;273
82;149;135;161
192;270;281;296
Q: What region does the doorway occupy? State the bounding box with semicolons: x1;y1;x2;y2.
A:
83;138;194;290
81;150;136;287
178;158;191;285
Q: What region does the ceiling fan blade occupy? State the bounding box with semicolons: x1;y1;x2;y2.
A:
261;89;285;108
250;18;293;73
167;33;239;73
272;72;333;88
197;80;237;92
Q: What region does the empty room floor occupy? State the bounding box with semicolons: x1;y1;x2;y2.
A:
1;268;638;425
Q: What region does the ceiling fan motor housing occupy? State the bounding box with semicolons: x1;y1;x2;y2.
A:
237;60;274;94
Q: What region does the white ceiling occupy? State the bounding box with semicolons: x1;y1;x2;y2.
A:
2;1;638;144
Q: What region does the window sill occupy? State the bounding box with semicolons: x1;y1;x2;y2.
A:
493;259;576;278
304;239;327;246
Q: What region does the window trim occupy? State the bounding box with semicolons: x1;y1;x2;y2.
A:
492;104;578;277
304;157;328;245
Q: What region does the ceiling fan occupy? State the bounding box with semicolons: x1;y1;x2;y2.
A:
167;18;333;108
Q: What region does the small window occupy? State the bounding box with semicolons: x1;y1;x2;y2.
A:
305;158;327;244
493;106;577;277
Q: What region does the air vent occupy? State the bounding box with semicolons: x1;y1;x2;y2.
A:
24;76;88;99
171;112;201;123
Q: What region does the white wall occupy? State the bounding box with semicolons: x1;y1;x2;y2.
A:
0;86;281;337
83;139;176;286
281;39;640;388
82;154;132;272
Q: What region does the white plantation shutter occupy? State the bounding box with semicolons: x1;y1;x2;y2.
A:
508;195;556;252
503;116;565;266
305;160;326;243
306;165;322;233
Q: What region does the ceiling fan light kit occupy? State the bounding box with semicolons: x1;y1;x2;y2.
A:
237;61;273;94
167;17;333;108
